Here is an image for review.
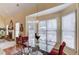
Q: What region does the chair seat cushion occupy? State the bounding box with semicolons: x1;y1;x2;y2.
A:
49;48;59;55
49;48;65;55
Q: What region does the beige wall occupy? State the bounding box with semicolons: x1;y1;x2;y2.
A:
0;15;26;38
0;15;24;27
0;16;5;28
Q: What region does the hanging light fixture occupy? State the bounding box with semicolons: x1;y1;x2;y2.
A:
16;3;19;7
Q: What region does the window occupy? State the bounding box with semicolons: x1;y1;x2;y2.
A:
38;18;57;52
38;20;47;51
28;20;36;47
27;17;57;52
62;12;76;49
47;19;57;52
15;22;20;37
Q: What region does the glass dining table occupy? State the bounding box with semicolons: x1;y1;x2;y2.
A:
21;46;43;55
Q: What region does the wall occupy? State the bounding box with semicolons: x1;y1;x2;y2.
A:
0;15;25;39
0;16;5;28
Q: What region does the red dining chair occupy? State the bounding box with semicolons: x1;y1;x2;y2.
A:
16;37;21;45
22;36;28;48
16;36;28;54
58;42;66;55
49;42;66;55
16;36;28;48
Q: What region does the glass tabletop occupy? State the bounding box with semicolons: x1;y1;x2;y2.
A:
23;46;43;55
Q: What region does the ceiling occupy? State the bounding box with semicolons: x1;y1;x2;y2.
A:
28;4;72;17
0;3;61;16
0;3;36;16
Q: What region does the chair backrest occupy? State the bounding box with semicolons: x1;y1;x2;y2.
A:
58;42;66;55
22;36;28;43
